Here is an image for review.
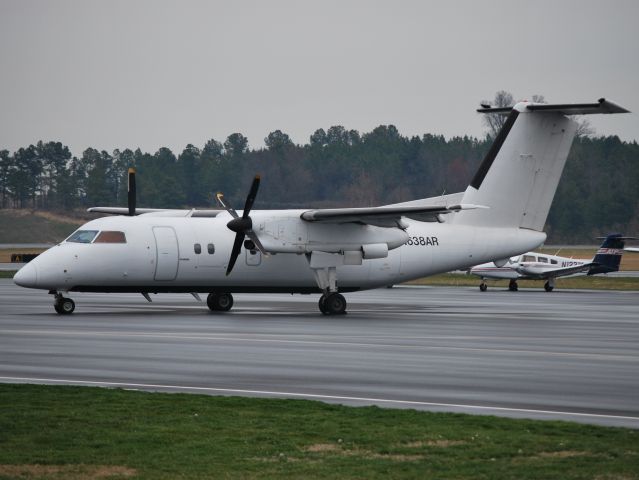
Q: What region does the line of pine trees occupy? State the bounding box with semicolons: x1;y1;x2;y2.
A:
1;126;638;243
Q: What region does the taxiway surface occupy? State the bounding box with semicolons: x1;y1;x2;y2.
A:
1;279;637;428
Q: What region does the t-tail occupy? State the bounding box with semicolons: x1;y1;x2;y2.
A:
452;99;629;232
589;234;632;275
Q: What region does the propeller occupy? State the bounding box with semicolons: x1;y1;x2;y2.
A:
127;167;136;216
216;175;267;276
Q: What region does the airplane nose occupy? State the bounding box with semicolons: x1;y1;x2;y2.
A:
14;262;38;288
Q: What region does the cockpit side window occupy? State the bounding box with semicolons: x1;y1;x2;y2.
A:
94;231;127;243
522;255;535;262
66;230;99;243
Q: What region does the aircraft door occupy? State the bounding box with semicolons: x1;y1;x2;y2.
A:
153;226;179;280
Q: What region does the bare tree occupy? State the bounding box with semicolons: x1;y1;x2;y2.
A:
480;90;513;139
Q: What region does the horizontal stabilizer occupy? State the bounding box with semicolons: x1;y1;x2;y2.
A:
478;98;629;115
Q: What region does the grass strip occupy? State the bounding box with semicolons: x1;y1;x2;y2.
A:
0;384;637;479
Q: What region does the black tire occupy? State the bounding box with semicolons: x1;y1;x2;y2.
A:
323;293;347;315
318;296;328;314
55;297;75;314
207;292;234;312
508;280;518;292
544;282;554;292
479;283;487;292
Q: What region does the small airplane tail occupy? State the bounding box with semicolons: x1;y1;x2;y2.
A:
589;234;630;274
453;99;628;231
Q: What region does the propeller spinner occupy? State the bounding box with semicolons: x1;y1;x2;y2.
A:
216;175;267;275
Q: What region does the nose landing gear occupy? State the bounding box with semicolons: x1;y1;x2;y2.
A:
53;292;75;314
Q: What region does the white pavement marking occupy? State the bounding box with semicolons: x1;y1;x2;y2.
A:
1;375;638;424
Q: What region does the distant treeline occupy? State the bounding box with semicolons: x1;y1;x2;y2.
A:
1;126;638;243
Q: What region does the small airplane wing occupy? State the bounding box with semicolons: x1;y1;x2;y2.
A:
300;204;487;228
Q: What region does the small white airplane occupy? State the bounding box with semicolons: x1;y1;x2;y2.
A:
14;98;629;314
469;233;631;292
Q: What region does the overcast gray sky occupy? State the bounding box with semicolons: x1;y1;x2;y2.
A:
1;0;637;155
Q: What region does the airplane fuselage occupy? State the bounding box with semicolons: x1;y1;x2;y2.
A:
17;212;545;294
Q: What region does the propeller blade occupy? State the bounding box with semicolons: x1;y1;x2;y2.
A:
242;175;260;218
216;192;239;219
128;167;136;216
226;232;245;276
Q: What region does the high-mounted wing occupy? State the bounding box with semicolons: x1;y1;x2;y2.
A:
300;204;487;228
87;207;170;215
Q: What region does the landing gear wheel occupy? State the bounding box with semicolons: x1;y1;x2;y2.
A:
207;292;234;312
508;279;519;292
318;296;328;314
320;293;347;315
54;297;75;315
479;282;487;292
544;281;554;292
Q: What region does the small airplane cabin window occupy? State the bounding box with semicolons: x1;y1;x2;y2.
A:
551;259;558;265
522;255;535;262
94;231;127;243
538;256;548;263
194;243;202;254
66;230;99;243
207;243;215;254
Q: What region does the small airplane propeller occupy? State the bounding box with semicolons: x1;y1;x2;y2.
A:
128;167;136;216
216;175;267;276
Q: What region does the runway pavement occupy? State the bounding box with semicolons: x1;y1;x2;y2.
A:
0;279;638;428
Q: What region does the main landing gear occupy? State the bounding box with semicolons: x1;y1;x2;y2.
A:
52;292;75;314
318;292;347;315
544;280;554;292
207;292;234;312
479;281;488;292
508;279;519;292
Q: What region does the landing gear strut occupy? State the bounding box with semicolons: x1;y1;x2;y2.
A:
319;292;347;315
207;292;234;312
53;292;75;315
508;279;519;292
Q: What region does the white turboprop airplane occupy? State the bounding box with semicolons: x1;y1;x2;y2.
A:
469;233;631;292
14;98;629;315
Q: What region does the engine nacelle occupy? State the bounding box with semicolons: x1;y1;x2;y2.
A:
255;213;408;255
361;243;388;259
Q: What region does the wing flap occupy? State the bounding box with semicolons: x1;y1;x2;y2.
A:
300;204;486;226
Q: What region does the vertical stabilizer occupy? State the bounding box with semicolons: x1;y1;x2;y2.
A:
589;234;627;274
453;98;628;231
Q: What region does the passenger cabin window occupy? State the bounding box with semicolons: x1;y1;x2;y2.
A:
522;255;535;262
94;231;126;243
194;243;201;254
66;230;98;243
551;259;558;265
207;243;215;254
538;257;548;263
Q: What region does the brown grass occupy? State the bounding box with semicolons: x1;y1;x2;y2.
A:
0;464;136;479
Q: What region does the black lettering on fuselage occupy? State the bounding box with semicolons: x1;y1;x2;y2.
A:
405;236;439;247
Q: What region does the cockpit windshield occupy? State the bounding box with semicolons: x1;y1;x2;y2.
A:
66;230;99;243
